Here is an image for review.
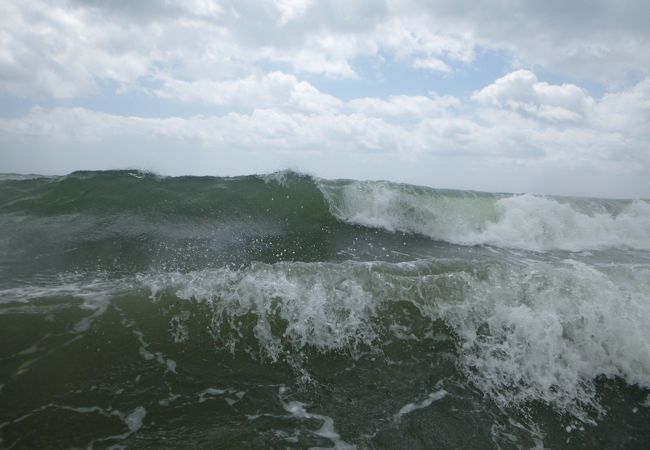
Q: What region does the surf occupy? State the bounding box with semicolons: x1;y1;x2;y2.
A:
1;169;650;449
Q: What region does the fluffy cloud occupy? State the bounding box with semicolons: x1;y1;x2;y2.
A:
469;71;650;171
0;1;152;97
0;106;408;154
412;57;453;73
154;72;343;113
347;94;459;117
274;0;314;25
3;1;649;99
400;0;650;85
595;78;650;135
2;72;648;176
473;70;594;122
154;71;458;117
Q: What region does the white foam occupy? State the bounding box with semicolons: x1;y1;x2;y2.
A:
98;406;148;443
165;359;177;373
319;180;495;242
0;277;126;305
136;257;650;420
124;406;146;432
393;390;447;421
0;403;147;447
138;262;378;361
437;259;650;419
319;179;650;251
280;387;356;449
74;301;109;333
198;387;226;403
469;196;650;252
170;311;190;343
159;393;181;406
131;328;177;374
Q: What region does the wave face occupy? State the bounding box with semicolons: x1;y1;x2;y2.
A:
1;170;649;449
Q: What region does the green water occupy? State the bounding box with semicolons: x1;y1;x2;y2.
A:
1;170;649;449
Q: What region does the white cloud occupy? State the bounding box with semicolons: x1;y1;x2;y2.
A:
595;78;650;134
398;0;650;86
259;42;360;79
470;70;650;169
174;0;224;18
4;1;649;99
412;57;452;73
154;71;461;117
0;1;153;97
274;0;314;25
473;70;594;122
373;17;475;63
154;72;343;113
347;94;459;117
2;72;648;178
0;106;408;154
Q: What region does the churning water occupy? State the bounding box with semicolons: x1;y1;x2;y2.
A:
1;170;649;448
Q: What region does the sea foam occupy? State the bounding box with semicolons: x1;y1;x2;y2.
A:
136;257;650;420
318;179;650;251
4;256;649;421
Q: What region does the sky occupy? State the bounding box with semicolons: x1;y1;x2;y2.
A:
1;0;649;198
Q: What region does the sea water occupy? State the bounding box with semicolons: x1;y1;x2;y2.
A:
0;170;649;448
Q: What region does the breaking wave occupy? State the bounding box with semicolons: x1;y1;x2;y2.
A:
319;178;650;252
2;170;650;448
3;257;648;421
0;170;648;256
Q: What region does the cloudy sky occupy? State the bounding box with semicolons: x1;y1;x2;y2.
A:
1;0;649;197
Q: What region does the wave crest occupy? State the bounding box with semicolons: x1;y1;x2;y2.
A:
318;179;650;251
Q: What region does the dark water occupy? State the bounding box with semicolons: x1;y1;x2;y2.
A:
1;170;649;449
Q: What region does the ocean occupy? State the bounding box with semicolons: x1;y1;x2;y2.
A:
0;170;649;449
